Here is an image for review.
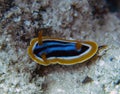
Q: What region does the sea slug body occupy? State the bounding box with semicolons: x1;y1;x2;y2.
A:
28;32;98;66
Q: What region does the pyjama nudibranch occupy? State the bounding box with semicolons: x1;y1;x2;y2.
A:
27;31;98;66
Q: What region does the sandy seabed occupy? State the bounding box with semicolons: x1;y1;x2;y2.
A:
0;0;120;94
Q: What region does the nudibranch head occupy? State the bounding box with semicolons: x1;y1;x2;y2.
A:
27;32;98;66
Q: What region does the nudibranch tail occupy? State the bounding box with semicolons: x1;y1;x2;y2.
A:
27;31;98;66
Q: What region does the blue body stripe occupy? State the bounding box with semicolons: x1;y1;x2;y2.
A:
33;40;89;58
35;40;75;50
38;45;78;56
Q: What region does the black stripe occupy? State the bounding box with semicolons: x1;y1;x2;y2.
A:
43;40;71;44
46;45;89;58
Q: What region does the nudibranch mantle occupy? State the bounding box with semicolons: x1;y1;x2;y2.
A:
28;36;98;66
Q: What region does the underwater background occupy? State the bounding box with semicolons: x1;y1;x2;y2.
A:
0;0;120;94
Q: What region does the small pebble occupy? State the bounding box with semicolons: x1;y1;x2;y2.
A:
13;16;21;22
24;20;31;26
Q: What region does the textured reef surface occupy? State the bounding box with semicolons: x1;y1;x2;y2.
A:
0;0;120;94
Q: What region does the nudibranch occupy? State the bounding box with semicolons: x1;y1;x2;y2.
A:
27;31;98;66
